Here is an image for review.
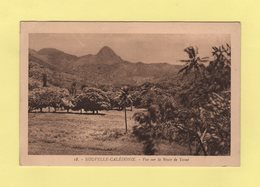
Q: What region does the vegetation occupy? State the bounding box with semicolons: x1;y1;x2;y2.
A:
28;44;231;156
117;86;132;133
29;87;70;112
74;87;110;114
29;109;188;155
132;44;231;155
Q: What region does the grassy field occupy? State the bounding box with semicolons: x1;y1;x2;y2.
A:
28;108;188;155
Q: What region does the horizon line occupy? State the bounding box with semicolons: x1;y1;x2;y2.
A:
29;46;185;65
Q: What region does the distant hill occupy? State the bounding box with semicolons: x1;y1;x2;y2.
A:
29;48;82;89
29;48;78;71
72;46;124;67
29;46;182;88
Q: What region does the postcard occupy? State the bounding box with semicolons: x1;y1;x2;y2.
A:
20;22;240;166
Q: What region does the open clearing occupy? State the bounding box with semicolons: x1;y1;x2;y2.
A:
29;109;188;155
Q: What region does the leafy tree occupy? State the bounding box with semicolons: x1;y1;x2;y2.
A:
28;87;70;112
106;90;122;110
61;97;75;113
132;83;172;108
74;87;110;114
133;97;176;155
133;44;231;156
207;44;231;91
175;44;231;155
29;88;49;112
177;44;231;107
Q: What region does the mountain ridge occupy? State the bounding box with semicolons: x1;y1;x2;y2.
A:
29;46;182;87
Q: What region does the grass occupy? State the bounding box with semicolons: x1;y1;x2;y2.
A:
28;108;189;155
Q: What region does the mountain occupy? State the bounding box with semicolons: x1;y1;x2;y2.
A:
96;46;124;64
71;46;124;68
32;48;78;71
29;46;182;87
28;48;82;88
29;49;57;70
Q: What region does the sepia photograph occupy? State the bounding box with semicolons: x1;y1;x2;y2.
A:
20;22;240;166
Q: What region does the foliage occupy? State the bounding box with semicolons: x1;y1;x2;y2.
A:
106;90;123;110
132;83;172;108
117;86;133;109
28;87;70;112
177;44;231;107
29;60;83;89
69;82;77;96
28;44;231;155
28;78;41;91
61;96;75;112
133;97;177;155
178;46;208;77
133;44;231;156
73;87;111;113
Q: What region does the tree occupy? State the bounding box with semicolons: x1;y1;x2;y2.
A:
178;46;208;80
207;44;231;91
174;44;231;155
29;88;49;112
133;97;176;155
132;83;173;108
42;73;47;87
106;90;122;110
74;87;110;114
28;87;70;112
118;86;132;133
70;82;77;96
61;97;74;113
133;44;231;156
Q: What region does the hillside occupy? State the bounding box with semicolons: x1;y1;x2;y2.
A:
29;46;182;88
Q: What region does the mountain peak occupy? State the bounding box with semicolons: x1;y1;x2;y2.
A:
97;46;116;56
96;46;123;64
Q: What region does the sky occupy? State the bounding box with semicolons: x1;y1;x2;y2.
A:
29;33;230;65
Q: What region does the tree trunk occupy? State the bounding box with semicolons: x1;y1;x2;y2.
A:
48;107;50;112
195;133;207;156
188;132;192;155
124;107;128;133
67;108;69;113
